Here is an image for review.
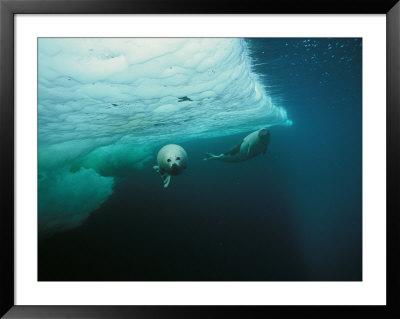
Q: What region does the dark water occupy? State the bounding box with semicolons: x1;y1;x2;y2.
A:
38;38;362;281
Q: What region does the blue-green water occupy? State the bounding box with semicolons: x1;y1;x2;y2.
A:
38;38;362;281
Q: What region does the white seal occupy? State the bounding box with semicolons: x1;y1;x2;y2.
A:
153;144;188;188
203;128;270;162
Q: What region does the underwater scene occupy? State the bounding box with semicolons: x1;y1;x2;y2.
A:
38;38;362;281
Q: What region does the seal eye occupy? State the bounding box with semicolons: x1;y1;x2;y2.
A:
167;159;171;162
176;157;180;160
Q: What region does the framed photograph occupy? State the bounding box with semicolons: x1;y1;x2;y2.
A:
1;0;399;318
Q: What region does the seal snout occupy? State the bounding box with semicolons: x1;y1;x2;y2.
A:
170;162;181;176
171;162;180;173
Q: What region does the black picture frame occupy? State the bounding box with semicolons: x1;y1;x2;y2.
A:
1;0;399;318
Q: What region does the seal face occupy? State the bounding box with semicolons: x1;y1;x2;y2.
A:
204;128;270;162
153;144;188;188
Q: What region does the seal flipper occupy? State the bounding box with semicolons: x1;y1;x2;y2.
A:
224;139;244;156
203;152;223;161
154;165;170;187
247;143;253;156
162;175;171;188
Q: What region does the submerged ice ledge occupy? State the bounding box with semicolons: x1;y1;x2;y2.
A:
38;38;291;233
39;38;289;146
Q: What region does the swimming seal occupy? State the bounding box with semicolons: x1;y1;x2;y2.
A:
203;128;270;162
153;144;188;188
